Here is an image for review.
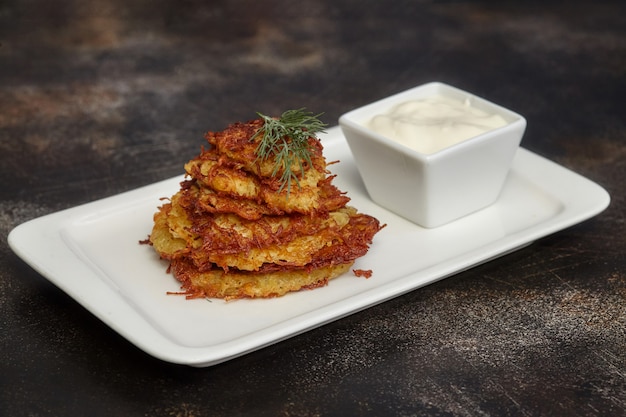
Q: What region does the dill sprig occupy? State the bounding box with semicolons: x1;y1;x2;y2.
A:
251;108;327;195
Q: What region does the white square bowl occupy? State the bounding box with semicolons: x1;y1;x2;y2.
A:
339;82;527;228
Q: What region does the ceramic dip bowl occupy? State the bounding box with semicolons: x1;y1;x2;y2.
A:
339;82;527;228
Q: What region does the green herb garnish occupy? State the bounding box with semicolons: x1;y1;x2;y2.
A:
251;108;327;195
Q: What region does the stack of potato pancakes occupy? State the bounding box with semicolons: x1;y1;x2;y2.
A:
149;116;383;300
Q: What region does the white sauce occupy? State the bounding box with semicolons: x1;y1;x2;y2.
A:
368;95;508;154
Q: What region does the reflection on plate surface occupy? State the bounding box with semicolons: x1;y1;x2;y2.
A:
8;127;610;366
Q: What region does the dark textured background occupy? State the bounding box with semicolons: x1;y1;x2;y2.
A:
1;1;625;416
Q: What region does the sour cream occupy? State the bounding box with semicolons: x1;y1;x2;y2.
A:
368;95;508;154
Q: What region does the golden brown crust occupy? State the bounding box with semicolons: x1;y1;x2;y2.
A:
205;119;326;180
169;258;353;300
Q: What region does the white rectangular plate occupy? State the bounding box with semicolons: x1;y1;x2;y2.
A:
8;127;610;367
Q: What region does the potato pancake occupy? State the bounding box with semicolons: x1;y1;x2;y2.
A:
148;113;384;299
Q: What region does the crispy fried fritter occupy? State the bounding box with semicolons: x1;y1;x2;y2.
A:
152;197;379;272
169;258;353;300
148;116;384;299
205;119;326;179
185;156;328;215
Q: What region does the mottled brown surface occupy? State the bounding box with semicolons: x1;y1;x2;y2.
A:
1;0;625;416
